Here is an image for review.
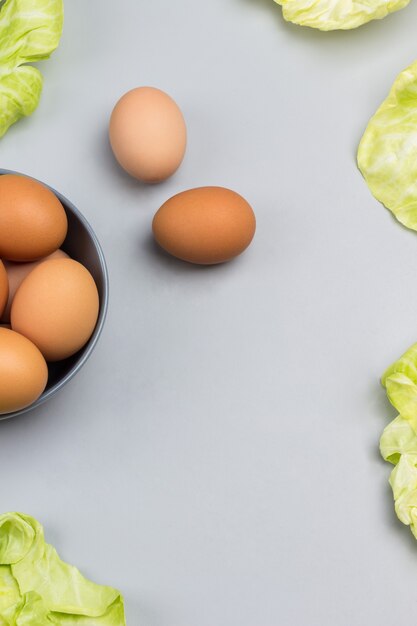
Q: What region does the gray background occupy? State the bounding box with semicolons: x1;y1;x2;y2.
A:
2;0;417;624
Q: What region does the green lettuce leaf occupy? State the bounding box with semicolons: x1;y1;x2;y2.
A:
380;415;417;465
0;0;64;72
382;343;417;387
382;344;417;419
389;454;417;539
0;0;63;138
385;374;417;422
380;343;417;539
0;66;43;138
357;60;417;231
0;566;21;614
1;592;56;626
274;0;409;30
0;513;126;626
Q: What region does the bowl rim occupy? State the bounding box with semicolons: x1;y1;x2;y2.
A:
0;168;109;421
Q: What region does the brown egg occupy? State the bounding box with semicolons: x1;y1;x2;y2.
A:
109;87;187;183
0;261;9;319
0;174;68;261
2;250;69;323
11;259;99;362
152;186;256;264
0;328;47;414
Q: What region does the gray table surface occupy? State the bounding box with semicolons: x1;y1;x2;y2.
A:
2;0;417;624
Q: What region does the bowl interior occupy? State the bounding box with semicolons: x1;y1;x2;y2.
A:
0;170;108;419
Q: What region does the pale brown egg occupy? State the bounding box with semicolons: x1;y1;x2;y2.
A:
0;261;9;319
109;87;187;183
0;174;68;261
0;328;47;414
11;258;99;362
152;186;256;264
2;250;69;323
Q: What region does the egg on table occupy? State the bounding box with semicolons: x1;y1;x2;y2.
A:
11;258;99;362
152;186;256;264
0;174;68;261
0;328;47;414
109;86;187;183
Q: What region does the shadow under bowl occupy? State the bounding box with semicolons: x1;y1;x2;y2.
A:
0;168;109;421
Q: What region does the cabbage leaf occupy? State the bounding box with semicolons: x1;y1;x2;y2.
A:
380;344;417;539
390;454;417;539
380;416;417;464
357;60;417;231
0;67;43;138
0;0;63;138
274;0;409;30
382;343;417;419
0;513;126;626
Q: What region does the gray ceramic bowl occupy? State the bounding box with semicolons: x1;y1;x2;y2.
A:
0;169;109;420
